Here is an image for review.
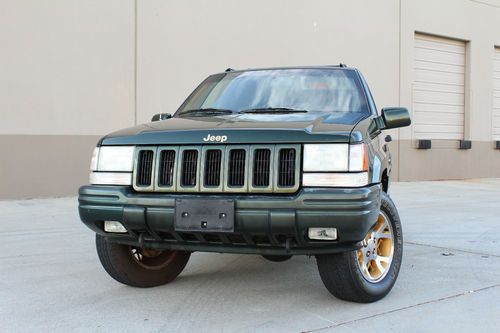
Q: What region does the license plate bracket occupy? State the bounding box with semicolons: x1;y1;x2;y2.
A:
174;199;235;232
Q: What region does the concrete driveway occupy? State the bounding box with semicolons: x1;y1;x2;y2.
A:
1;179;499;332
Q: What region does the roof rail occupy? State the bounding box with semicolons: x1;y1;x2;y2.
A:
339;63;348;68
225;68;234;72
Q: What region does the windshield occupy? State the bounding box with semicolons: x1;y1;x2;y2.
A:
177;68;369;116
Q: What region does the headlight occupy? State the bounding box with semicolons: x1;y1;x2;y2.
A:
89;146;135;185
303;143;368;187
97;146;135;172
303;144;349;171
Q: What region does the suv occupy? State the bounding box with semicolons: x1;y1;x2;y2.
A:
79;65;411;303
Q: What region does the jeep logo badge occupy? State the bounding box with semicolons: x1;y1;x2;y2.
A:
203;134;227;143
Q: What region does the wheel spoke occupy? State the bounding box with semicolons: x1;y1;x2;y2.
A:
375;257;386;273
363;262;371;278
378;255;390;264
375;229;391;239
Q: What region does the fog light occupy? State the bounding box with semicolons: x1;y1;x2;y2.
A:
308;227;337;240
104;221;127;233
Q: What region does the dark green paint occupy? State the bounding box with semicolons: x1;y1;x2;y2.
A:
79;185;381;255
381;107;412;130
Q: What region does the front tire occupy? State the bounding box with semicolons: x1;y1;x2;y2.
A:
96;234;190;287
316;192;403;303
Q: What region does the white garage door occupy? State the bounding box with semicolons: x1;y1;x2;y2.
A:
413;33;466;140
494;47;500;141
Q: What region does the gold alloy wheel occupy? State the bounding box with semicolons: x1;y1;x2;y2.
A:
356;211;394;283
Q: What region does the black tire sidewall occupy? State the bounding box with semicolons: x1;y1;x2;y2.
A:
96;235;191;287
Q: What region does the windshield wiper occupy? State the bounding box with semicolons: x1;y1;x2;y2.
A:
238;107;309;114
181;108;234;116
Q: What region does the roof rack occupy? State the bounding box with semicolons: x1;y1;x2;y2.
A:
225;68;234;72
339;63;348;68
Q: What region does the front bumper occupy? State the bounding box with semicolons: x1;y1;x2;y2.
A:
78;185;381;255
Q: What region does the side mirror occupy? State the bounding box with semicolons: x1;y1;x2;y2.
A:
380;107;411;130
151;113;172;122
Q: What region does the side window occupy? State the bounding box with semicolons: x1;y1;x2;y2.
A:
357;71;378;116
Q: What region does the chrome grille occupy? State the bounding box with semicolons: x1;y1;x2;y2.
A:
181;150;198;186
228;149;246;187
158;150;176;187
278;148;296;187
253;149;271;187
136;150;154;186
204;150;222;187
133;144;300;193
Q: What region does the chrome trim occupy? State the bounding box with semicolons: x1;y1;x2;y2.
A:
154;146;179;192
248;145;274;193
176;146;202;192
200;145;226;192
223;145;250;193
132;144;301;193
132;146;157;192
273;144;301;193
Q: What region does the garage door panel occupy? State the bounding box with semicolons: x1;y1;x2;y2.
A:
414;48;465;67
415;36;465;52
414;60;464;75
413;82;464;94
415;37;465;54
414;111;464;126
413;102;464;114
414;69;465;86
413;33;466;140
413;90;464;106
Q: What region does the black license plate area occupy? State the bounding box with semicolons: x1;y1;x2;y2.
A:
175;199;235;232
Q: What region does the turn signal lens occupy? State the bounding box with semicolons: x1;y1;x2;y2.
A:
349;144;368;172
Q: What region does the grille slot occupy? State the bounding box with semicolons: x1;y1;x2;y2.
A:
181;150;198;186
158;150;176;187
253;149;271;187
228;149;246;187
204;150;222;186
278;148;296;187
136;150;154;186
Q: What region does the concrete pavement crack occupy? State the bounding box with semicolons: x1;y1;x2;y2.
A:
303;283;500;333
404;240;500;258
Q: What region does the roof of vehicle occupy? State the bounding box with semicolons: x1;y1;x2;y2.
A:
216;64;357;75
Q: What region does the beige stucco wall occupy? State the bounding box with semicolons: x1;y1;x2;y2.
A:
136;0;400;124
0;0;135;199
0;0;499;199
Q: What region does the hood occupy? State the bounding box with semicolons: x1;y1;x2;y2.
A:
100;112;369;146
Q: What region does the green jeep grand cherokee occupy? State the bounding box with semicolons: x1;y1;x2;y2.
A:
79;65;411;303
